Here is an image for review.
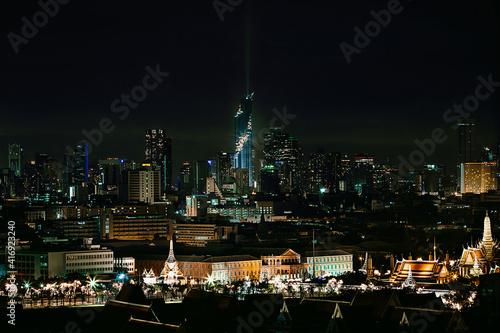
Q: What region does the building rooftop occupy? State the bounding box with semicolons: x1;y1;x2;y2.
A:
201;255;260;263
304;249;351;257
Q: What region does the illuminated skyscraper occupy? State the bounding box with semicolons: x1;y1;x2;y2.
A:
457;118;476;191
74;141;89;184
234;94;254;187
307;150;342;193
8;143;22;177
460;162;497;194
339;154;353;192
215;151;234;187
176;161;193;197
263;127;299;191
128;165;161;204
353;153;374;195
145;129;173;191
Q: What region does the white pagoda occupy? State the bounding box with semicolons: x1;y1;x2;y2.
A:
402;265;416;289
159;239;184;284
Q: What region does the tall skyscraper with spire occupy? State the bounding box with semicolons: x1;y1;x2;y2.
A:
234;94;254;187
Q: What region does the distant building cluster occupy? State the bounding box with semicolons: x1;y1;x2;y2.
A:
136;246;352;284
1;95;499;313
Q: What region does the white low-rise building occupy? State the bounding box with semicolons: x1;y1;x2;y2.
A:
114;256;136;274
305;250;353;277
49;249;114;277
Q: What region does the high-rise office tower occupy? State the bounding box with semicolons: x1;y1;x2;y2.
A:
34;153;62;194
460;162;498;194
457;118;476;191
192;160;211;194
354;153;374;195
74;141;89;184
176;162;193;196
339;154;353;192
307;150;342;193
234;168;249;193
480;147;494;162
373;161;398;193
263;127;299;191
216;152;234;187
421;164;445;195
208;157;217;181
145;129;173;191
99;158;122;192
234;94;254;187
8;143;23;177
259;165;280;194
128;165;161;204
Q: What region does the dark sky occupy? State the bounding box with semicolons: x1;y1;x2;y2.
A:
1;0;499;175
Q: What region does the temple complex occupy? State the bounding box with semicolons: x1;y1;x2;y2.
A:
458;211;500;277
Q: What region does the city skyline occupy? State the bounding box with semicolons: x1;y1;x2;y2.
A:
1;0;499;173
2;117;499;180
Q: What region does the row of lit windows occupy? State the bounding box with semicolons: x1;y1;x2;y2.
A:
67;261;112;267
213;261;260;269
213;270;258;279
310;264;352;270
179;262;209;271
114;262;134;266
308;256;352;263
66;253;112;260
71;267;113;273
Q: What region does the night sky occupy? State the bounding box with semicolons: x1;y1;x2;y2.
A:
1;0;499;175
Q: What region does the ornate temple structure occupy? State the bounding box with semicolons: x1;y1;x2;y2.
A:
459;211;500;277
158;239;185;284
142;268;157;285
390;258;448;284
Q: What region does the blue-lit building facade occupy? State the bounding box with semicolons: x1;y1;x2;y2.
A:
234;95;254;188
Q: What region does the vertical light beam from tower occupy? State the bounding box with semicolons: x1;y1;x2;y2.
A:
245;0;251;96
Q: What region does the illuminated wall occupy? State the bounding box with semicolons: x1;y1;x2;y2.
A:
461;162;497;194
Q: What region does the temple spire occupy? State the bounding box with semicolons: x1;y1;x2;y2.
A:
402;265;416;289
359;252;368;274
482;210;494;261
167;238;176;263
159;238;183;284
